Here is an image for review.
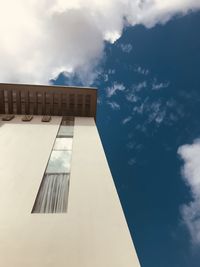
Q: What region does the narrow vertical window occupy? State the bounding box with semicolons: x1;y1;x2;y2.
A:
32;116;74;213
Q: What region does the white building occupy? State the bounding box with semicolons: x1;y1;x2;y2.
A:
0;83;140;267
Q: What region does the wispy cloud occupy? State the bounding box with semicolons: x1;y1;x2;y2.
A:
152;79;170;90
106;82;126;97
101;68;116;82
107;101;120;110
122;116;132;124
126;142;135;150
178;139;200;244
120;43;133;53
133;81;147;92
135;66;149;76
126;82;146;103
147;101;166;124
133;103;145;115
0;1;199;84
128;158;136;166
127;142;143;151
126;92;139;103
108;69;115;75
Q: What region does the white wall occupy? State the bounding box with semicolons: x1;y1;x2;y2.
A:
0;115;140;267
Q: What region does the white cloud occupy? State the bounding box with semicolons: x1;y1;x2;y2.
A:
107;101;120;110
0;0;200;84
178;139;200;244
122;116;132;124
106;82;126;97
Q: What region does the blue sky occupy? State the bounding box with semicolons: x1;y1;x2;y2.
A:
99;12;200;267
56;11;200;267
1;1;200;266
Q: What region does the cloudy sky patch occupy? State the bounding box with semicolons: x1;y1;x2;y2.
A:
0;0;200;84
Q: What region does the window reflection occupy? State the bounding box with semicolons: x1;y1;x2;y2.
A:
53;138;73;151
46;150;72;173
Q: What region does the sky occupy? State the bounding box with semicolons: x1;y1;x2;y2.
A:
94;13;200;266
1;1;200;266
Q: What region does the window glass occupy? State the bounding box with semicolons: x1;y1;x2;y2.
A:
58;125;73;137
46;150;72;173
32;116;74;213
33;174;69;213
53;138;73;151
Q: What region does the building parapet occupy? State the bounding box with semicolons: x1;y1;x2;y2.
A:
0;83;97;118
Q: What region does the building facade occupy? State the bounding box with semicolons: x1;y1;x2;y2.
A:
0;83;140;267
